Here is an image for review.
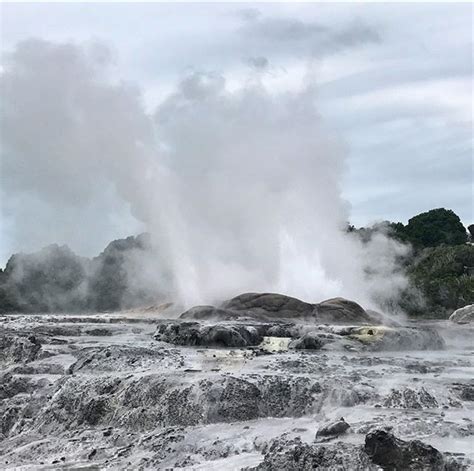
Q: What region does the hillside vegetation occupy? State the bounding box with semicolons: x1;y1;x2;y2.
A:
373;208;472;318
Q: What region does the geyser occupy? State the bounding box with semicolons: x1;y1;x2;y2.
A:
1;39;409;309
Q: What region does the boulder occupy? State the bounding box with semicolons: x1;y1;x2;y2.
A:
449;305;474;324
316;417;350;437
154;321;265;347
364;429;450;470
247;439;377;470
289;332;324;350
450;382;474;402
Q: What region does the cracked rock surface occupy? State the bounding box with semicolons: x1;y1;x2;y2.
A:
0;294;473;469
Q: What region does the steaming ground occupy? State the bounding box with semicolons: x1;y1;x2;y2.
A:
0;294;473;470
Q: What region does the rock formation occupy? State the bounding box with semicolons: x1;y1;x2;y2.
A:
0;295;471;469
449;305;474;324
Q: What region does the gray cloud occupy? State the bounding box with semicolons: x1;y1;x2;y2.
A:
239;15;381;56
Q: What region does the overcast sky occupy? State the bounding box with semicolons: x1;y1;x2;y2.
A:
0;3;472;263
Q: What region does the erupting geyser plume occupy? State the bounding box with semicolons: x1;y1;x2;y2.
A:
1;39;409;309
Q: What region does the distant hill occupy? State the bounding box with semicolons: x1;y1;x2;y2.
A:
0;233;165;313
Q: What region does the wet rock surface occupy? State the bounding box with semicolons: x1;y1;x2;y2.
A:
0;306;472;470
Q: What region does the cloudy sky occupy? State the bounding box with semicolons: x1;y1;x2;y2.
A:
0;2;472;264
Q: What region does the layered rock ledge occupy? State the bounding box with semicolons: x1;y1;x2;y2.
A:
0;293;472;469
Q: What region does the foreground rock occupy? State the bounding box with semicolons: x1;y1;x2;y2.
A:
247;438;377;470
250;429;464;471
157;292;445;352
155;320;445;352
154;321;269;347
0;313;471;469
364;429;460;470
449;305;474;324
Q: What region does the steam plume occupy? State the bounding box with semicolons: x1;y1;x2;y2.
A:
1;39;409;309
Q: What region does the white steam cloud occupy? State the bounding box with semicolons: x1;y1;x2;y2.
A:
1;39;409;310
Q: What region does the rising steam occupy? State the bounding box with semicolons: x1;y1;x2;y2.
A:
0;39;409;309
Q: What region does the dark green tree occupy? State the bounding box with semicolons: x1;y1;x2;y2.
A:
403;208;467;248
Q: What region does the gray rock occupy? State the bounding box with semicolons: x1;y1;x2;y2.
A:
383;387;439;409
181;292;379;325
289;332;324;350
0;335;42;364
316;417;350;437
204;377;261;422
450;382;474;402
1;312;472;469
180;306;247;321
0;372;35;400
154;321;266;347
316;297;373;324
364;429;457;470
33;371;323;435
247;437;377;470
348;326;445;351
68;345;180;374
222;293;315;319
449;305;474;324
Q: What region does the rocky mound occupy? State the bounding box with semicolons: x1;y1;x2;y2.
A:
181;292;380;325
